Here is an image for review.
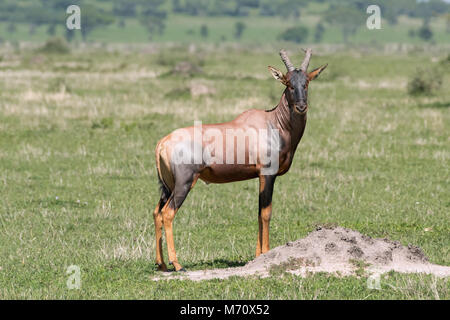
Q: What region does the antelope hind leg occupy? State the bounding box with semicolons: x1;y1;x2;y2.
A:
153;199;168;271
161;170;199;272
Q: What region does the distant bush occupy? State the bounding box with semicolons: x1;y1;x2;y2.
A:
440;53;450;65
37;37;70;54
47;24;56;36
171;61;203;77
48;77;71;93
438;54;450;73
165;87;191;99
417;23;433;41
156;51;204;69
407;68;442;96
278;26;308;43
92;117;114;129
200;24;208;38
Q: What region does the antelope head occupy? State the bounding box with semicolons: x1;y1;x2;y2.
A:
268;48;327;114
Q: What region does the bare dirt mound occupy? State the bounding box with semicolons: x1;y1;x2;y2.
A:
154;226;450;281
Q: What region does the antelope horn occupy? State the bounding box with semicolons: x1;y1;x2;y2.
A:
279;49;294;72
300;48;312;72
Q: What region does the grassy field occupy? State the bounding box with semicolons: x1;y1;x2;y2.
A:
0;44;449;299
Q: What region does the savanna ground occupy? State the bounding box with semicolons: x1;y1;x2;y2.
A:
0;43;449;299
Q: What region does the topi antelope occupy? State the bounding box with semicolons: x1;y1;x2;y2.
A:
153;48;327;271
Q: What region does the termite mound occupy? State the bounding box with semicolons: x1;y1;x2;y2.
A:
153;226;450;281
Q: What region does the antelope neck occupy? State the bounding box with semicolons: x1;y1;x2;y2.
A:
269;91;307;152
272;91;306;128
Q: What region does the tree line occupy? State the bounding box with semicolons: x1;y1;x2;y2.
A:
0;0;449;42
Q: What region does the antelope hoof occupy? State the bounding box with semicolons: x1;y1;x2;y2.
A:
170;261;185;272
156;263;168;272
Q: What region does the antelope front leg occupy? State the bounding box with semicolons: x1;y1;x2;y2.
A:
256;215;263;257
256;175;276;257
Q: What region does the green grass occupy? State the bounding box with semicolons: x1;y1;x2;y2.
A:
0;45;449;299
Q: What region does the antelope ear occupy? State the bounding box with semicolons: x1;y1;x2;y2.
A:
268;66;288;85
308;64;328;80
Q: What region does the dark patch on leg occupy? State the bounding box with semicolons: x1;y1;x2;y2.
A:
157;173;172;211
169;164;201;210
169;183;193;210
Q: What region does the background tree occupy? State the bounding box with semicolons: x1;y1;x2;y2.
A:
234;21;246;40
0;0;449;44
26;6;59;36
208;1;241;16
47;24;56;36
236;0;260;16
7;22;17;34
139;0;167;40
174;0;208;16
112;0;139;18
278;26;308;43
324;5;365;43
259;0;277;16
260;0;305;19
65;29;75;42
417;20;433;42
40;0;79;10
39;0;76;40
314;22;325;43
200;24;209;38
80;4;115;41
